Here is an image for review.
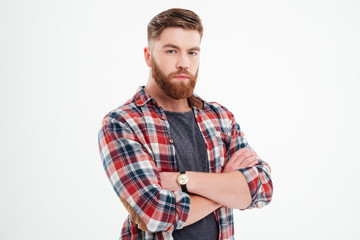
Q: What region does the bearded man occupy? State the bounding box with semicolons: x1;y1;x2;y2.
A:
98;8;273;240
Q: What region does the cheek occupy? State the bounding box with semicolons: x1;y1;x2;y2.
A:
160;66;173;76
190;60;200;74
158;61;175;74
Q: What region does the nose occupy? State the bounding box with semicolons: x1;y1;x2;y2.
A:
176;52;189;70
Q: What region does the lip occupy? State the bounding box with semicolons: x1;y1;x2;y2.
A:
174;74;189;80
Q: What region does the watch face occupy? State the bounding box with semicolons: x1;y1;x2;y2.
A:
177;174;188;185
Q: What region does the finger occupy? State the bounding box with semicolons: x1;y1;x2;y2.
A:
226;148;257;170
234;152;258;167
246;156;258;166
227;153;254;170
239;156;259;168
235;150;255;163
228;157;257;171
250;149;259;159
230;148;251;161
229;148;249;161
226;155;258;171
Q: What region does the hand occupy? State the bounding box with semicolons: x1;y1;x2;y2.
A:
223;148;259;173
159;172;181;191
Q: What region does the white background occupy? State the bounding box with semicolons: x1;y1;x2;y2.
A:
1;0;359;239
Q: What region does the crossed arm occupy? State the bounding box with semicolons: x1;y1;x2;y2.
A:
160;148;259;226
100;113;273;232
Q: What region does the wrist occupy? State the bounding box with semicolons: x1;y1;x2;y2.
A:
185;171;199;194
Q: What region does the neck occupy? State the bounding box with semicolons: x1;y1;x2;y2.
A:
144;78;192;112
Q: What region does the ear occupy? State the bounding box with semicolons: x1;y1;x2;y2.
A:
144;47;152;67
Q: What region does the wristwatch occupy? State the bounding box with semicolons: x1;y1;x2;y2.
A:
177;171;189;193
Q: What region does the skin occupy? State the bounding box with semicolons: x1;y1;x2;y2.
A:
160;148;259;208
144;27;200;112
143;28;259;227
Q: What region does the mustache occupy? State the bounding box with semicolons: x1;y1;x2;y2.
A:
168;68;194;79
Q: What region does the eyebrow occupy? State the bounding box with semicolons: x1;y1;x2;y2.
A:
162;43;200;52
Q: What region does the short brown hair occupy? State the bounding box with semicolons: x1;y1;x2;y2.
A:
147;8;203;42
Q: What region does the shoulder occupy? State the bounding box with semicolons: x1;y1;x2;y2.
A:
102;86;152;124
101;98;144;133
106;100;141;121
192;93;234;120
197;99;238;135
202;100;235;122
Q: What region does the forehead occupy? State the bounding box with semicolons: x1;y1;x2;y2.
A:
152;27;201;49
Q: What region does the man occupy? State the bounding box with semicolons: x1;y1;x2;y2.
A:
98;8;272;240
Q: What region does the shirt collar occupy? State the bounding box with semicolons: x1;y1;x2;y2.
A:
134;86;204;110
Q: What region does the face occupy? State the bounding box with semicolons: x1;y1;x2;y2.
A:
146;27;201;99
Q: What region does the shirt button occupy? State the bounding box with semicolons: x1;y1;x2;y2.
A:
161;115;166;120
169;138;174;144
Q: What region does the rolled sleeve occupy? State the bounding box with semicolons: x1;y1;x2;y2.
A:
238;159;273;209
98;115;190;232
226;111;273;209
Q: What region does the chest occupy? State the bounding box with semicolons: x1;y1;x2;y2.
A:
134;107;231;173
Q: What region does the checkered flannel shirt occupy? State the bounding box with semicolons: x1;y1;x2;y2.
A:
98;87;273;240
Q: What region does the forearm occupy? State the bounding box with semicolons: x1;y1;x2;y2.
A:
186;171;252;209
184;195;221;227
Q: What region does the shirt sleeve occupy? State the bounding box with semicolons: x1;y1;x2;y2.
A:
98;113;190;233
226;111;273;210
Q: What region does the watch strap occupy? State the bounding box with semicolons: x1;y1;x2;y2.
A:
181;184;188;193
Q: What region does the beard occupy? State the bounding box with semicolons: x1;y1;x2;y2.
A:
151;57;198;100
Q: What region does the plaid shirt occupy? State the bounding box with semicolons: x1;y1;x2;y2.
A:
98;87;273;240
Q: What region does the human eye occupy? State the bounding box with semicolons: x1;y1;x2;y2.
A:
167;49;176;54
189;51;198;56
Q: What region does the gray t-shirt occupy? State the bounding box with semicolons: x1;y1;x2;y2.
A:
165;110;219;240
